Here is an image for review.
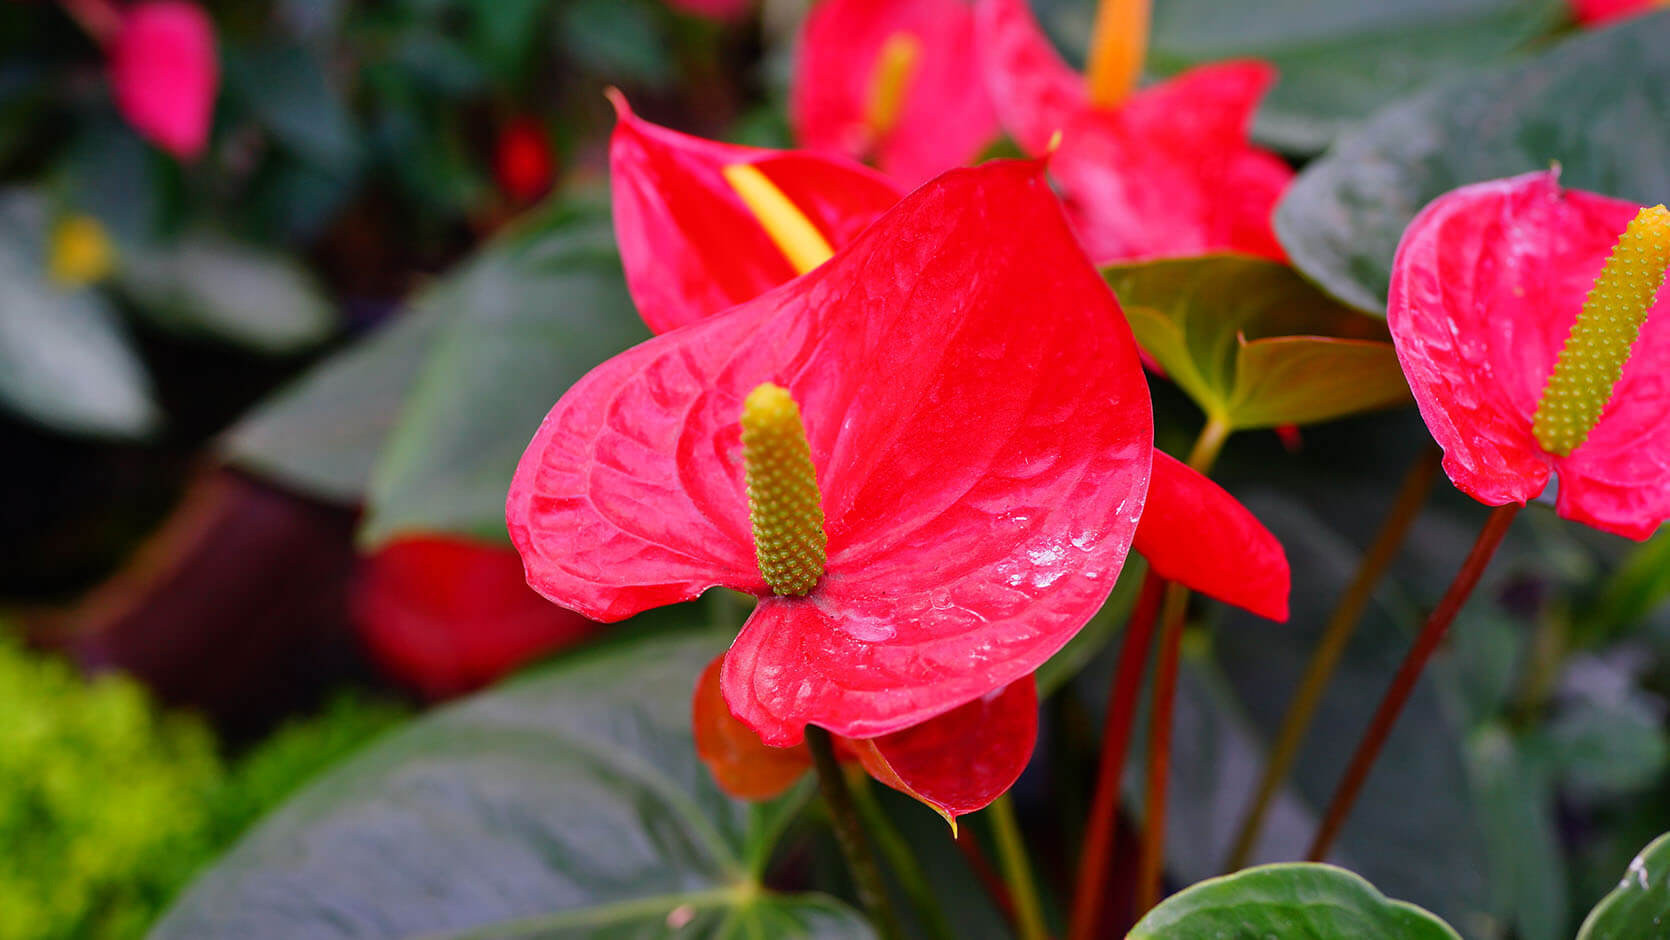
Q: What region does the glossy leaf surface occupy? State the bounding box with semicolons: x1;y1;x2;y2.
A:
149;631;873;940
1128;863;1462;940
509;161;1152;744
1276;12;1670;312
1105;255;1406;429
1387;170;1670;539
1578;831;1670;940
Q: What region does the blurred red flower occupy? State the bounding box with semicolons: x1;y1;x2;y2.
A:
974;0;1291;263
1569;0;1660;24
1388;170;1670;539
109;0;217;160
353;535;604;698
494;118;557;205
790;0;998;187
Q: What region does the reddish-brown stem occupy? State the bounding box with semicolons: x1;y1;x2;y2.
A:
1067;570;1165;940
1135;583;1189;914
956;828;1017;922
1306;502;1521;861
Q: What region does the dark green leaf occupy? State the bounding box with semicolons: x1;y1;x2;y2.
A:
1577;831;1670;940
558;0;674;86
1546;686;1670;802
229;42;363;171
359;196;648;545
0;191;157;438
1104;255;1406;429
149;631;872;940
1468;726;1568;940
1275;13;1670;312
117;234;336;353
1128;863;1462;940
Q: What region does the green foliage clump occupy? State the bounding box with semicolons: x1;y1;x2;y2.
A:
0;635;221;940
0;633;408;939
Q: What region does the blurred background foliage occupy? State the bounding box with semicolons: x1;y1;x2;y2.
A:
2;0;1670;938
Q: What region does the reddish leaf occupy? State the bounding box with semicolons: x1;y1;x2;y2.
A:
509;160;1152;743
109;1;218;160
791;0;998;187
353;535;604;698
856;676;1037;822
693;654;812;800
609;93;902;333
1134;451;1288;621
1388;169;1670;539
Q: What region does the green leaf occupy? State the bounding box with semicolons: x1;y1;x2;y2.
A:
1103;255;1407;429
358;196;649;545
228;42;363;171
0;191;158;438
1577;831;1670;940
1128;863;1462;940
1275;12;1670;312
1578;529;1670;646
117;234;337;353
149;631;872;940
1468;726;1568;940
1030;0;1565;154
558;0;674;86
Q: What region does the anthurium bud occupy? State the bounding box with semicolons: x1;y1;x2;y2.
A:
1532;204;1670;456
741;383;827;595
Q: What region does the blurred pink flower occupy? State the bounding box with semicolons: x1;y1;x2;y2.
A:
664;0;752;20
109;0;218;160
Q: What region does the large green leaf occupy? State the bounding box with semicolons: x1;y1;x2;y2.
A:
0;191;157;438
117;234;337;353
150;630;872;940
1032;0;1565;154
1468;726;1568;940
1577;832;1670;940
359;197;648;545
1104;256;1407;429
1275;12;1670;312
1128;863;1462;940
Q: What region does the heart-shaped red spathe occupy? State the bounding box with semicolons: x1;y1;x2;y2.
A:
607;106;1289;620
608;93;902;334
973;0;1291;264
1388;169;1670;540
1136;451;1289;621
694;653;1038;820
508;159;1153;744
790;0;999;188
353;535;605;698
109;1;219;160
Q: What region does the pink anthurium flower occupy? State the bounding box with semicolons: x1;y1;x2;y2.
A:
1569;0;1661;24
973;0;1291;263
353;535;604;698
791;0;999;187
1389;169;1670;540
109;0;218;160
507;159;1155;756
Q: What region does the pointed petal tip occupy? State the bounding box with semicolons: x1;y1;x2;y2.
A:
604;87;631;121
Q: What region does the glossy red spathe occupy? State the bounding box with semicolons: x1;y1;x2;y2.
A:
1388;169;1670;540
109;0;218;160
353;535;604;698
974;0;1290;263
508;159;1153;744
608;93;901;333
791;0;999;187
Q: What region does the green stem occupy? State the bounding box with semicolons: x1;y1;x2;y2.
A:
988;795;1049;940
1307;502;1521;861
1186;415;1233;473
806;727;906;940
1222;444;1442;872
849;778;958;940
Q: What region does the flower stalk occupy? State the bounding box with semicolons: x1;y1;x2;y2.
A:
806;726;907;940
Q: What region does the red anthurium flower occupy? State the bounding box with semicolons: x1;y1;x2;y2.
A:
694;654;1036;821
973;0;1291;263
1389;169;1670;540
791;0;999;188
494;117;557;205
109;0;218;160
607;101;1289;618
608;92;902;333
1570;0;1661;24
507;159;1155;746
353;535;605;698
